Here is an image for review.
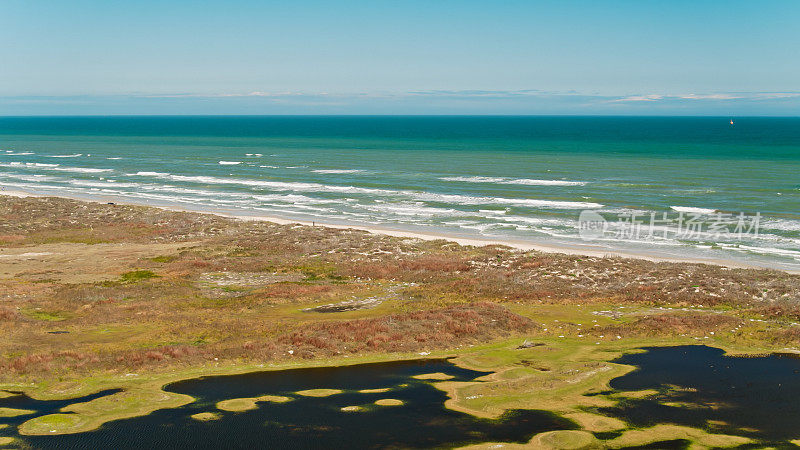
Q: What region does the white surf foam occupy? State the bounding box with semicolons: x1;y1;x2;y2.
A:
128;172;603;209
1;162;111;174
218;161;242;165
670;206;717;215
132;171;170;177
69;180;140;188
506;178;587;186
52;167;113;173
312;169;364;174
0;172;59;182
440;176;587;186
440;176;506;183
412;191;602;209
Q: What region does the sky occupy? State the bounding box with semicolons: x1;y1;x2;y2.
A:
1;0;799;115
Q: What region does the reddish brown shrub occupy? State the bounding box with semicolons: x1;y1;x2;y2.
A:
398;256;472;273
0;307;17;320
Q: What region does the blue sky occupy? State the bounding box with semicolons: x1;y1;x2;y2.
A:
1;0;799;115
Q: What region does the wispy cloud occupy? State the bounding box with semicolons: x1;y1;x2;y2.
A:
679;93;741;100
612;94;665;102
3;90;800;115
612;92;800;103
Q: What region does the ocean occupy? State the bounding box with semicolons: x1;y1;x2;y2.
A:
1;116;798;271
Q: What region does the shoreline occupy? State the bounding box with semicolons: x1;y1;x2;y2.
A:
1;187;794;273
2;190;800;447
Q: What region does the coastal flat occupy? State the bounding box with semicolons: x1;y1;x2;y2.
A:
2;195;800;446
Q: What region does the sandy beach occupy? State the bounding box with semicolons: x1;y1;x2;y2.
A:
1;188;786;273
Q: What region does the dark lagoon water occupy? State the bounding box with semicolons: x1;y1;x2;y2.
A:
600;345;800;443
6;347;800;448
1;358;576;449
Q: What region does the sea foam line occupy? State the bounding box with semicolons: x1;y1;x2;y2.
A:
0;162;112;173
440;176;587;186
670;206;717;215
52;167;113;173
128;172;602;209
312;169;364;174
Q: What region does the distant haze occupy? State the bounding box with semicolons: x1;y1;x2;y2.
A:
1;0;798;115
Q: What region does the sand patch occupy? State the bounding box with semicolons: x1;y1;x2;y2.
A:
0;242;193;283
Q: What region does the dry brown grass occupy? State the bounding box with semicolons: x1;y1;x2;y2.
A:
0;302;531;377
599;313;743;337
2;196;800;382
280;302;533;357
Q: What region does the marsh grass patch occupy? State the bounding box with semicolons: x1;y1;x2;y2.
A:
295;389;342;397
120;270;159;283
190;412;221;421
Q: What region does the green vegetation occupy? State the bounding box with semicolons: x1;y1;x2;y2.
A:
412;372;454;380
216;395;291;412
21;309;70;321
0;407;34;417
604;425;751;448
374;398;403;406
190;412;221;421
0;437;16;446
18;414;82;435
119;270;159;283
358;388;391;394
295;389;343;397
340;405;363;412
2;196;800;447
18;389;193;435
531;430;600;450
149;255;177;263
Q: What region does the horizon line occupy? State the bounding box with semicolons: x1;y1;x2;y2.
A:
2;114;799;118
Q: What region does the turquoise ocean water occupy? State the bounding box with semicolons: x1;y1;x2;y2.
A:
1;116;798;271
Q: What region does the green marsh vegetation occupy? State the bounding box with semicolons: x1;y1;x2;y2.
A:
2;196;800;446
